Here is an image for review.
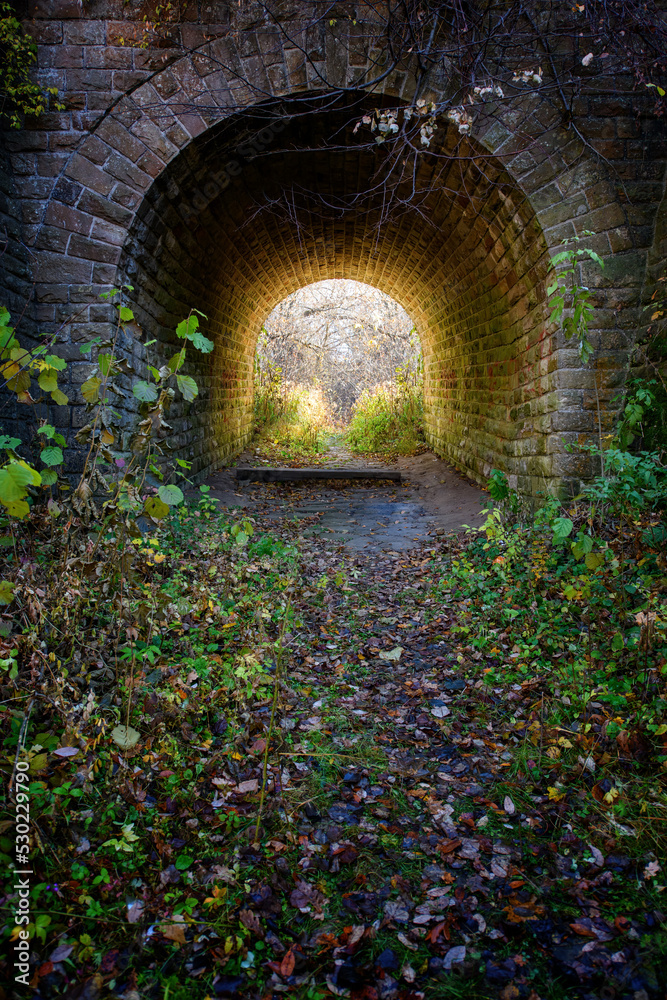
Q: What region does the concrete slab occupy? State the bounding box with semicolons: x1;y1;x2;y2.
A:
235;466;401;483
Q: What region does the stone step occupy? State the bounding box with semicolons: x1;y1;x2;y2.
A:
235;466;401;483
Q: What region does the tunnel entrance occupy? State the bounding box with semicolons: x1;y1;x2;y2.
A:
120;92;554;494
257;279;418;423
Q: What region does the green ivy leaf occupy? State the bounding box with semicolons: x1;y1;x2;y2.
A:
611;632;624;652
37;424;56;439
119;306;134;322
175;854;193;870
176;374;198;401
133;381;158;403
157;484;184;506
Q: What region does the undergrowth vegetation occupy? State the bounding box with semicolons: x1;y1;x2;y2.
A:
346;377;425;457
1;243;666;999
252;353;335;464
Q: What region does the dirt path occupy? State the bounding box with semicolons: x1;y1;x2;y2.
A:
189;449;663;999
203;449;486;550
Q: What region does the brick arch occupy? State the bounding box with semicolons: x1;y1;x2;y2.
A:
9;27;654;492
109;90;552;490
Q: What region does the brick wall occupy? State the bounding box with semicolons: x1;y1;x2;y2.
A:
1;2;665;493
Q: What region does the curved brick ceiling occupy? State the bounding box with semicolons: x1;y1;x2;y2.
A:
122;96;553;490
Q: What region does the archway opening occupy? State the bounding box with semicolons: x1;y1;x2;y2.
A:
252;278;421;461
120;92;554;493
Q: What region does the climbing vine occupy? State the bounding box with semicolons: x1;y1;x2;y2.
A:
0;2;62;128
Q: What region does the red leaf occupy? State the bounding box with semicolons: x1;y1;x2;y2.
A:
280;947;296;977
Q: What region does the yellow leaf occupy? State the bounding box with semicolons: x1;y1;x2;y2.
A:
547;786;565;802
143;496;170;520
585;551;605;570
603;787;620;805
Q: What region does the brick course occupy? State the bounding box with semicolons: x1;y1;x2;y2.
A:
1;5;665;493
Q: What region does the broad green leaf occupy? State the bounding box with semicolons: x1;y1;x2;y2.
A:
44;354;67;371
78;339;101;354
81;376;102;404
143;495;170;520
40;468;58;486
157;484;184;506
552;517;573;542
0;435;21;450
611;632;624;652
4;499;29;519
37;369;58;393
190;329;214;353
0;461;41;503
98;353;113;377
41;446;63;467
133;380;158;403
51;388;69;406
168;350;186;373
29;753;48;773
585;551;605;570
176;315;199;340
0;580;15;604
176;374;198;401
119;306;134;322
37;424;56;439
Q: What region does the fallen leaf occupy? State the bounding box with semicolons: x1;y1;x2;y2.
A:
443;945;466;970
127;900;144;924
160;920;186;944
111;725;140;750
237;778;258;794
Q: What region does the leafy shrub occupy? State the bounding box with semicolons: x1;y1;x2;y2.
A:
346;378;424;456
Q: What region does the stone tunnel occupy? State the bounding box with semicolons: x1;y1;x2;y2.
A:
1;3;665;495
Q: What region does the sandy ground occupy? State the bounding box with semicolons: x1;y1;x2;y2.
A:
199;448;486;551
